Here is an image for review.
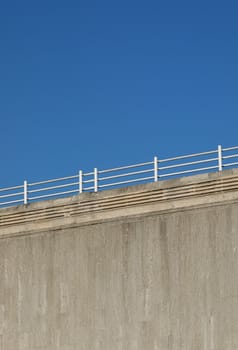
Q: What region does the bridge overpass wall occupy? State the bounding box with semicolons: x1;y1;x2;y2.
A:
1;169;238;349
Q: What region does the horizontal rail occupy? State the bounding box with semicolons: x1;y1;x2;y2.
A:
159;165;218;178
1;144;238;209
223;146;238;151
83;171;94;177
99;161;153;174
28;182;79;194
222;154;238;160
99;168;153;181
81;186;95;191
0;199;23;206
0;191;24;199
0;185;23;192
99;176;154;188
223;162;238;167
29;175;78;186
159;150;217;163
29;189;78;201
82;179;94;184
159;157;218;171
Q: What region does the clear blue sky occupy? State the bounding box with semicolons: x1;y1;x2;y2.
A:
0;0;238;187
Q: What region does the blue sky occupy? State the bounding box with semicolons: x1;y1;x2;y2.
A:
0;0;238;187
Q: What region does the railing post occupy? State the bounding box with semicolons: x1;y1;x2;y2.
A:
218;144;223;171
154;156;158;182
79;170;83;194
94;168;98;192
24;180;28;204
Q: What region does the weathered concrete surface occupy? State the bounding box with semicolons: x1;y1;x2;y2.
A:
1;169;238;349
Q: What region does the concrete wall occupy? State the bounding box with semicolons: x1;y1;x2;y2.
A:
1;169;238;349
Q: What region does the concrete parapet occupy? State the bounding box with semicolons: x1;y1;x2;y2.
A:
1;168;238;238
0;169;238;349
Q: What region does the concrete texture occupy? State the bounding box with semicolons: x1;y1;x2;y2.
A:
1;169;238;349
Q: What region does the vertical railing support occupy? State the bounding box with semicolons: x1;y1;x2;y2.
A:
79;170;83;194
218;145;223;171
94;168;98;192
24;180;28;204
154;156;158;182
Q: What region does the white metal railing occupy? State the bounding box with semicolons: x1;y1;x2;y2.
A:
1;144;238;209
